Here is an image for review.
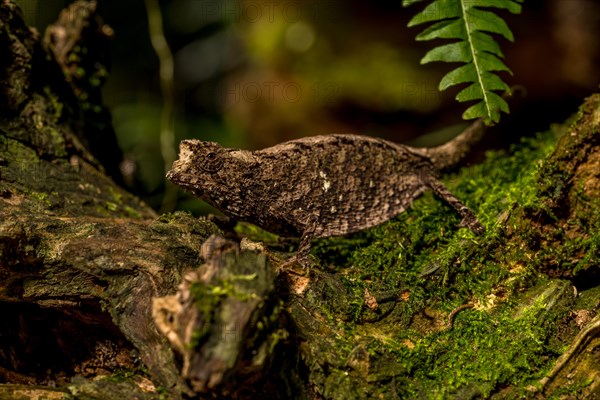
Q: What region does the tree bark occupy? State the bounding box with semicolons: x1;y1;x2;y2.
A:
0;1;211;397
1;1;599;399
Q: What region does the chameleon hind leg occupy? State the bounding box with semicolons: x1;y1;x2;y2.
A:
424;174;485;234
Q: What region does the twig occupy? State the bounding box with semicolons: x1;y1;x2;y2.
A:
447;303;474;329
539;314;600;390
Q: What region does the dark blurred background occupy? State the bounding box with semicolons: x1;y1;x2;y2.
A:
16;0;600;213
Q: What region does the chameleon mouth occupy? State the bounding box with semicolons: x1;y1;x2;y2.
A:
165;169;174;180
165;168;186;186
166;170;186;185
165;169;204;196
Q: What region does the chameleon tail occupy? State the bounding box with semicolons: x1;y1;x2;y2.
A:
411;87;522;171
417;118;487;171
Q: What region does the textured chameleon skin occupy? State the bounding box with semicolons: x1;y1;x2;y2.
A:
167;121;486;262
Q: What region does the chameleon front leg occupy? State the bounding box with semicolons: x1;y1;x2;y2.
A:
424;174;485;234
281;216;318;269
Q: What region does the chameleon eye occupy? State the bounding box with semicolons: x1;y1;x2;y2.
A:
202;150;223;172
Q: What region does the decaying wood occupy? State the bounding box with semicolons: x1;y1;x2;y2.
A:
152;235;295;398
1;0;600;399
0;1;212;397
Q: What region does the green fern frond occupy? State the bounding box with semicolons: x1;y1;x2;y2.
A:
403;0;523;124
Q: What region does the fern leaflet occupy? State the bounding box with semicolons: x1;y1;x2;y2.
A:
403;0;523;124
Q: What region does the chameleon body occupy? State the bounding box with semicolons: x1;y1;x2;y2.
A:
167;119;486;263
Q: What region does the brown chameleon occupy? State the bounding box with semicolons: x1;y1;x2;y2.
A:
167;119;487;264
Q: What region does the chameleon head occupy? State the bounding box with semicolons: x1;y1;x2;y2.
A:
166;140;226;196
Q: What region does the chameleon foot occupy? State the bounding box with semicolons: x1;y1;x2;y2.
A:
279;254;311;276
458;209;485;235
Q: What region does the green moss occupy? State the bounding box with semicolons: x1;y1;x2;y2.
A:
108;186;123;204
189;281;223;346
6;138;39;166
103;368;139;383
548;379;594;398
235;221;280;245
44;126;68;158
575;286;600;310
301;115;600;397
26;190;50;205
43;86;64;121
188;251;275;352
123;205;142;219
155;211;185;224
105;201;118;212
153;211;221;238
320;278;572;399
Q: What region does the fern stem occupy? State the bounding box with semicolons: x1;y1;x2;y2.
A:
459;1;491;121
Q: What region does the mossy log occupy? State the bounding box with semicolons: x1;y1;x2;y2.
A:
1;1;600;399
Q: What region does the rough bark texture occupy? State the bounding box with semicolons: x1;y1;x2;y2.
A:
0;1;215;397
1;1;600;399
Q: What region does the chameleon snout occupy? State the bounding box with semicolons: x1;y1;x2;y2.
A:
166;141;193;180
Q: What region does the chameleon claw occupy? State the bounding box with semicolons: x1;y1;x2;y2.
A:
279;254;311;276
